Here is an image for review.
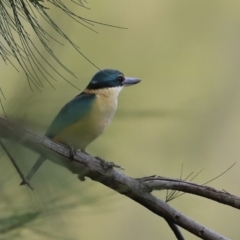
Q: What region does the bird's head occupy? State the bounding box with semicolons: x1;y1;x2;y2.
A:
86;69;141;92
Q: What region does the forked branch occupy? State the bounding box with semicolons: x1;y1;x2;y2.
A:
0;117;231;240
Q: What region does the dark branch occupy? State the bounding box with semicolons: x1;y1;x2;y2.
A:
0;139;33;189
0;116;229;240
142;176;240;209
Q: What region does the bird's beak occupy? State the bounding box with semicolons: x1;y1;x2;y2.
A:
122;77;141;87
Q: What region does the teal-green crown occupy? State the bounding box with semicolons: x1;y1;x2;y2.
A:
86;69;141;90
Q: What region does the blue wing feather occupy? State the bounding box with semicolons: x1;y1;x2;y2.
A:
45;92;96;138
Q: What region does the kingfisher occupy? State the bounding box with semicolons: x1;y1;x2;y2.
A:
21;69;141;184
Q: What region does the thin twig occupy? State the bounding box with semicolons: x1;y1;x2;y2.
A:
0;139;33;190
0;117;228;240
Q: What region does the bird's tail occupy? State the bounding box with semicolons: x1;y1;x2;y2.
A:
20;156;46;185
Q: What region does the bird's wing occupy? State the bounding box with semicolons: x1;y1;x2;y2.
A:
45;92;96;138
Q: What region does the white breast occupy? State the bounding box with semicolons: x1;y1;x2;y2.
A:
55;87;122;150
93;87;122;132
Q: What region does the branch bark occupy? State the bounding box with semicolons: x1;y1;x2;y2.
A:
0;117;231;240
142;176;240;209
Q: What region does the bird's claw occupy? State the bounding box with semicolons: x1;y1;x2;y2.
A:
69;147;76;161
95;156;124;170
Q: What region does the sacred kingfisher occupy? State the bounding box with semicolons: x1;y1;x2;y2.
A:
21;69;141;184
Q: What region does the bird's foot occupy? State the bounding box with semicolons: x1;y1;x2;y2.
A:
70;148;90;160
95;156;124;170
69;147;76;161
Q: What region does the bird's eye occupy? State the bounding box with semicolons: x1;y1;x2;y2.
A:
117;76;124;82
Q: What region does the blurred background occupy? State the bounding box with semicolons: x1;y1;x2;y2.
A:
1;0;240;239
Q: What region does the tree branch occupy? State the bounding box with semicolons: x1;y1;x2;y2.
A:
0;139;33;190
142;176;240;209
0;116;229;240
